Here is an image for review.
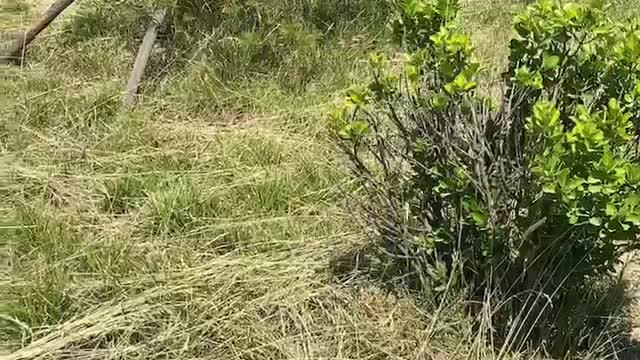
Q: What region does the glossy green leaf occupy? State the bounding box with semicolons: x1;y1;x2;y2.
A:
542;54;561;70
589;217;603;226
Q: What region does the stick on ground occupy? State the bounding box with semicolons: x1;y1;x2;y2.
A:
0;0;76;65
123;9;167;108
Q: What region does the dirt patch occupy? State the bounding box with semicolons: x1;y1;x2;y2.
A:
621;253;640;348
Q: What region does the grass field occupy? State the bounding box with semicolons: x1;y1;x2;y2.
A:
1;0;640;359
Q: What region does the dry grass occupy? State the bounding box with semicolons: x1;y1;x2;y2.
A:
0;1;438;358
0;66;498;358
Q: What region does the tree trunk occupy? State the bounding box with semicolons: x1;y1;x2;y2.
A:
0;0;76;65
123;9;167;108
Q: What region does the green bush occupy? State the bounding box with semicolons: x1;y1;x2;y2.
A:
507;0;640;124
332;0;639;354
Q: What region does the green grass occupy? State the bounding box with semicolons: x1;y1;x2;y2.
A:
1;0;639;359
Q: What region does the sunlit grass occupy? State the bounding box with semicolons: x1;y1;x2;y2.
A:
1;0;639;359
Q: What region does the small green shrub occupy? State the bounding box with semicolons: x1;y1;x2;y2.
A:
333;0;639;355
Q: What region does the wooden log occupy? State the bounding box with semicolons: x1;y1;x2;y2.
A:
0;0;76;65
123;9;167;108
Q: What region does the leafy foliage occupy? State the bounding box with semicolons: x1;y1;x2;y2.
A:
333;0;640;354
528;99;640;273
508;0;640;125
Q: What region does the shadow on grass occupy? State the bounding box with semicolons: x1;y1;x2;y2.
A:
330;244;640;359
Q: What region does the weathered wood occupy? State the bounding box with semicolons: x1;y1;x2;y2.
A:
123;9;167;107
0;0;76;65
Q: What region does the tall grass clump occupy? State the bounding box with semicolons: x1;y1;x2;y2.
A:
333;0;640;356
58;0;390;95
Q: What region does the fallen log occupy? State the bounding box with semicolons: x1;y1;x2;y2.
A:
123;9;167;108
0;0;76;65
